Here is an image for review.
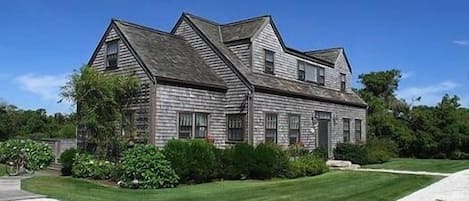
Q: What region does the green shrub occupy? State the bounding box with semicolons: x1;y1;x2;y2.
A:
72;153;115;180
366;138;397;164
59;148;77;176
287;144;308;158
312;147;328;161
287;154;329;179
120;145;178;189
251;143;289;179
0;139;54;170
222;143;255;179
333;143;368;165
164;139;218;183
449;151;469;160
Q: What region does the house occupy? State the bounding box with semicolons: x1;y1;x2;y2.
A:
85;12;367;157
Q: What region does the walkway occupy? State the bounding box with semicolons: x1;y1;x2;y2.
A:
397;169;469;201
0;176;57;201
354;168;451;177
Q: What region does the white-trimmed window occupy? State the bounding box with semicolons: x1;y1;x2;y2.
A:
178;112;208;139
265;113;278;143
227;114;245;142
355;119;362;141
288;114;300;145
343;118;350;142
298;60;325;85
264;50;275;74
106;40;119;68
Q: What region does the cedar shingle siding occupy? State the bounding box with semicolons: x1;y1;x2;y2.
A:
86;13;367;155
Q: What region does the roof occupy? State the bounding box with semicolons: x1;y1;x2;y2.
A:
112;19;226;90
305;48;342;64
180;13;366;108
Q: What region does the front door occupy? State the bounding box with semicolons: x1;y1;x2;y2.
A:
318;119;329;154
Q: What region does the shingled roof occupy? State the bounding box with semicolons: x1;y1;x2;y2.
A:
180;13;366;108
305;48;342;63
111;19;226;90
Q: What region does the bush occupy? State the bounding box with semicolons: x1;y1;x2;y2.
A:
333;143;368;165
312;147;328;161
449;151;469;160
222;143;255;179
366;138;397;164
251;143;289;179
287;144;309;158
287;154;329;179
164;139;218;183
59;148;77;176
72;153;115;180
0;139;54;170
120;145;179;189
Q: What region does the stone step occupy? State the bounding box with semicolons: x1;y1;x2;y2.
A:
47;163;63;171
326;160;352;168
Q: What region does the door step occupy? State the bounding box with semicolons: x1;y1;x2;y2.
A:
326;160;360;169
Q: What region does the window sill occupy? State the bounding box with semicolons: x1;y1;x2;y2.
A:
105;66;118;70
225;140;245;144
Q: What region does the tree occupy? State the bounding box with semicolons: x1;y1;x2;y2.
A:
61;65;139;160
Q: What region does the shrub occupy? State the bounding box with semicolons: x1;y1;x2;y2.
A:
287;144;308;158
72;153;115;180
287;154;329;179
222;143;255;179
251;143;290;179
59;148;77;176
333;143;368;165
312;147;328;161
0;139;54;170
449;151;469;160
120;145;179;189
366;138;397;164
164;139;218;183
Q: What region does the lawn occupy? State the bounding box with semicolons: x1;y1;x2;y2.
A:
23;171;438;201
364;158;469;173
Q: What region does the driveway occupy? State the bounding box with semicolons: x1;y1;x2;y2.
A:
398;169;469;201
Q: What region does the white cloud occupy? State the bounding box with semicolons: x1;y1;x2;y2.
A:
15;73;68;101
401;71;414;80
452;40;469;46
397;81;461;106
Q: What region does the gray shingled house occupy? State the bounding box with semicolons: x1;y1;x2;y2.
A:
86;13;367;157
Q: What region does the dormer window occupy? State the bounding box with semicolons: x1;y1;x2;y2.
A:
264;50;275;74
106;40;119;68
298;60;325;85
340;73;346;91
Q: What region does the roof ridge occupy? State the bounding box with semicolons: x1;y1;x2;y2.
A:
182;12;221;26
112;18;183;39
305;47;343;54
222;15;270;27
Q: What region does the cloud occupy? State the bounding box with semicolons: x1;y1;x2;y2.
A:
15;73;68;101
452;40;469;46
401;71;414;80
397;81;461;106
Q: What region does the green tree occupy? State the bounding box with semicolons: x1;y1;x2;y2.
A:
61;65;139;159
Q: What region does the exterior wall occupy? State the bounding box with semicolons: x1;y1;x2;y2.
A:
227;43;251;68
88;27;152;143
38;138;77;163
173;20;250;114
253;92;366;154
334;52;353;93
252;23;346;92
154;84;227;148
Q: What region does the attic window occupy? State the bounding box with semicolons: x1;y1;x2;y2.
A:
340;73;346;91
264;50;275;74
298;60;325;85
106;40;119;68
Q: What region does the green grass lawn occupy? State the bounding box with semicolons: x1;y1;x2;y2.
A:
23;171;438;201
364;158;469;173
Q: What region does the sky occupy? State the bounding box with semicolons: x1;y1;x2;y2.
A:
0;0;468;114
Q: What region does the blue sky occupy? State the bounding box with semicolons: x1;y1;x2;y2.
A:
0;0;468;114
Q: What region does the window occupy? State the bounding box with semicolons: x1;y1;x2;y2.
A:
343;118;350;142
264;50;275;74
178;113;192;139
122;110;135;136
298;60;325;85
178;112;209;139
265;113;277;143
288;115;300;145
355;119;362;142
340;73;346;91
106;40;119;68
227;114;245;141
195;113;208;138
298;62;305;81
